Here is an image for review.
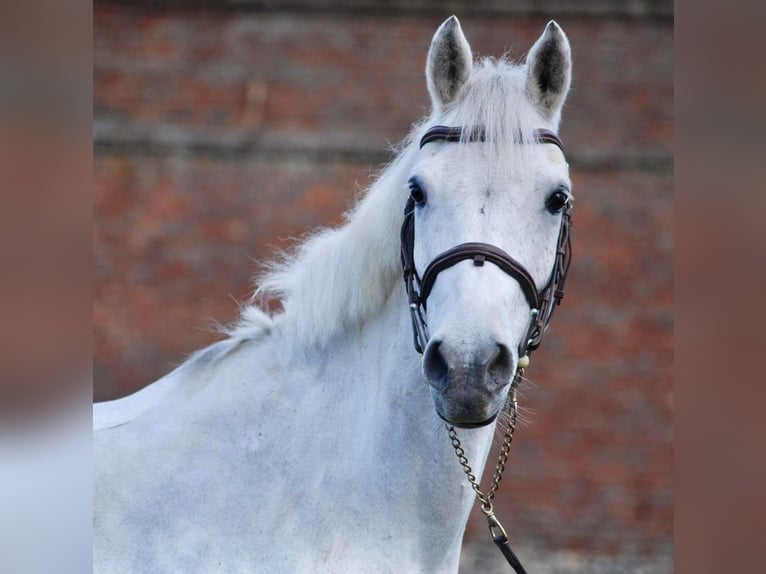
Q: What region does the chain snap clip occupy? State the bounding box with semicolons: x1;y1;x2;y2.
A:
485;510;510;544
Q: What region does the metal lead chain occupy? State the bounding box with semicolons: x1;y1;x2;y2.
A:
446;370;520;516
446;370;529;574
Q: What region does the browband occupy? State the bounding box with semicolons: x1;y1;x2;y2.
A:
419;126;564;153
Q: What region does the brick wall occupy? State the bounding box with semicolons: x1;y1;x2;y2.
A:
94;2;672;567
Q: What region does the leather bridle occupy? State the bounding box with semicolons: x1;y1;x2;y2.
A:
399;124;573;574
400;126;572;574
400;125;573;361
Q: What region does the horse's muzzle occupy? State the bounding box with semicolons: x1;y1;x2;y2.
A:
423;338;514;428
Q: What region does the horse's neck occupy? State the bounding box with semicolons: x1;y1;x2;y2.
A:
289;290;497;566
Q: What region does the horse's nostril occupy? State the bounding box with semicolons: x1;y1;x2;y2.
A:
423;340;449;386
487;343;513;383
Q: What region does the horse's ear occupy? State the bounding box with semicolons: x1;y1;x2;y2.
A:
525;21;572;121
426;15;473;110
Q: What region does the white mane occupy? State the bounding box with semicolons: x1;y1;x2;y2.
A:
230;58;553;349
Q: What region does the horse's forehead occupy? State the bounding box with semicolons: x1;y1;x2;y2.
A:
423;144;569;188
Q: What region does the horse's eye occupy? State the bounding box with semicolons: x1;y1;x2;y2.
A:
408;177;427;206
545;188;569;214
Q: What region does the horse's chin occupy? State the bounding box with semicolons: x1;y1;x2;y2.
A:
435;408;498;429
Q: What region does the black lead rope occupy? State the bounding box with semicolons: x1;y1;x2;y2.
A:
494;539;528;574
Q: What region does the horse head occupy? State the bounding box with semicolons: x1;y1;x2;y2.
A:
404;17;573;428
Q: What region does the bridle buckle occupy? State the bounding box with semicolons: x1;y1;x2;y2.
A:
408;302;430;354
519;308;539;359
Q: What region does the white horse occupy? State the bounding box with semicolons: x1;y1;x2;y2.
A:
94;16;573;573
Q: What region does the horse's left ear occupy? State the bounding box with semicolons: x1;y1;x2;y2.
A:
525;21;572;121
426;15;473;110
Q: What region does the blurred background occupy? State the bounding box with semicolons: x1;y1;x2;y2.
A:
94;1;672;571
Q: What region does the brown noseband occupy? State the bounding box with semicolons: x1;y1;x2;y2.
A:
399;125;573;358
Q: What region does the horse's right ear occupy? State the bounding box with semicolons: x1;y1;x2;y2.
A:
426;16;473;110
